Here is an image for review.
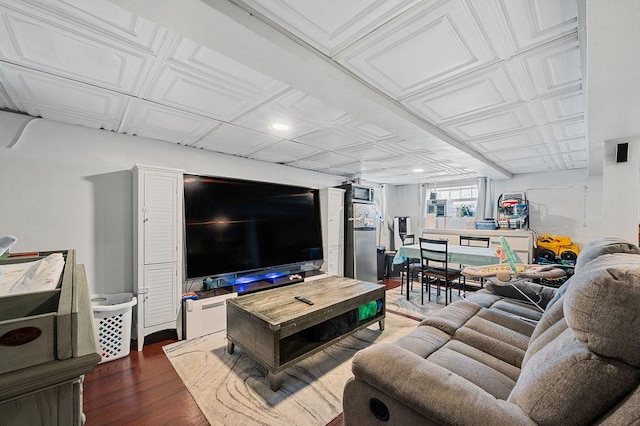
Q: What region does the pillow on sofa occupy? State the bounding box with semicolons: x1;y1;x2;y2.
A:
565;253;640;366
509;252;640;424
546;237;640;310
574;237;640;272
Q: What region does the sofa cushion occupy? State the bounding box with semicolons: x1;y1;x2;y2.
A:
509;252;640;424
544;237;640;311
522;298;566;366
444;339;521;382
465;314;531;351
522;317;568;367
389;326;520;398
419;300;481;335
574;237;640;272
465;291;543;321
595;383;640;425
565;253;640;367
393;312;527;394
349;343;537;425
428;343;516;399
453;307;534;368
463;291;502;307
393;325;450;359
489;299;543;321
454;325;526;368
509;328;640;425
475;307;536;337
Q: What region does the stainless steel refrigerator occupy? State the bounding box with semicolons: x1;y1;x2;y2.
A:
344;201;378;282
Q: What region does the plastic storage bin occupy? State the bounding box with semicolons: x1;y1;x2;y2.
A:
91;293;137;363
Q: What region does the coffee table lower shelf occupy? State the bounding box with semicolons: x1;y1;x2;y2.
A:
227;313;384;391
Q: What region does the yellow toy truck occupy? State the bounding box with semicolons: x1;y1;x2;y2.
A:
536;234;580;262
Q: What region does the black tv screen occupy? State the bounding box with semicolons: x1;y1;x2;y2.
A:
183;174;323;279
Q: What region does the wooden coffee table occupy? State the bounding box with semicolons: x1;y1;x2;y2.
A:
226;276;385;391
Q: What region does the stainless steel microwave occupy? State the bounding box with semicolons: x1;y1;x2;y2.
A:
339;184;374;203
352;185;374;203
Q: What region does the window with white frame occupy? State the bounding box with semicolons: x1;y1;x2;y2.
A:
430;183;479;217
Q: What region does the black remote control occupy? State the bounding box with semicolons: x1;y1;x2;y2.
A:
295;296;314;305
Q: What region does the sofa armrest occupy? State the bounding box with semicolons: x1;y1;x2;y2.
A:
351;343;535;425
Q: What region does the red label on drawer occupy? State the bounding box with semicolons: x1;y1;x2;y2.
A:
0;327;42;346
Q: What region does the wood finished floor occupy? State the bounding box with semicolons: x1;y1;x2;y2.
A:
83;278;403;426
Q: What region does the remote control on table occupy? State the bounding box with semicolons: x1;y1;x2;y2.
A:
295;296;314;305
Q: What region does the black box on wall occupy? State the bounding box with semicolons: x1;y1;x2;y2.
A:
616;142;629;163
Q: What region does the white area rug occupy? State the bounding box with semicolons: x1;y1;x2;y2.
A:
164;313;419;426
385;283;465;319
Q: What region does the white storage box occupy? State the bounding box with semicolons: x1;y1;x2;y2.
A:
91;293;137;363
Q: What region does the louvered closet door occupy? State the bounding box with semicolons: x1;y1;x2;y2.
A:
143;172;178;265
320;188;345;277
143;263;178;327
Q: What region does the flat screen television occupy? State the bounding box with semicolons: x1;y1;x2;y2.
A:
183;174;323;280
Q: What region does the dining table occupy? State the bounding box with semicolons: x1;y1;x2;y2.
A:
393;243;506;300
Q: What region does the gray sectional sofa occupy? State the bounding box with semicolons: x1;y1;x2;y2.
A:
343;238;640;425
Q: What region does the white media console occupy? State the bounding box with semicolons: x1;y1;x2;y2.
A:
183;291;238;340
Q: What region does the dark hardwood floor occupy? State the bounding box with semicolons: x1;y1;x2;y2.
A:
83;334;209;426
83;278;403;426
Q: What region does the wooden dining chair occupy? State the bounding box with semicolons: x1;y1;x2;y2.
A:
419;238;462;306
459;235;491;292
400;234;420;295
459;235;491;247
402;234;415;245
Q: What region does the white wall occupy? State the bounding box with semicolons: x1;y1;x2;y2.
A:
386;184;423;249
379;163;640;251
492;169;603;247
0;117;344;294
388;170;606;248
602;138;639;244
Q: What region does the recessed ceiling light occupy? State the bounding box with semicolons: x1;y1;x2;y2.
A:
270;123;291;131
413;168;424;173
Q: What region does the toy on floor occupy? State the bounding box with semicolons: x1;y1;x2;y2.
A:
462;262;566;281
462;237;566;312
464;237;565;281
536;233;580;262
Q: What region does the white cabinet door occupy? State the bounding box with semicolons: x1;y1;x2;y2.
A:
142;263;178;328
143;172;179;265
327;246;343;276
319;188;345;276
327;188;345;247
134;165;184;350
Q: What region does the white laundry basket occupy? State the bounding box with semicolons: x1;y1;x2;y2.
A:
91;293;137;363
